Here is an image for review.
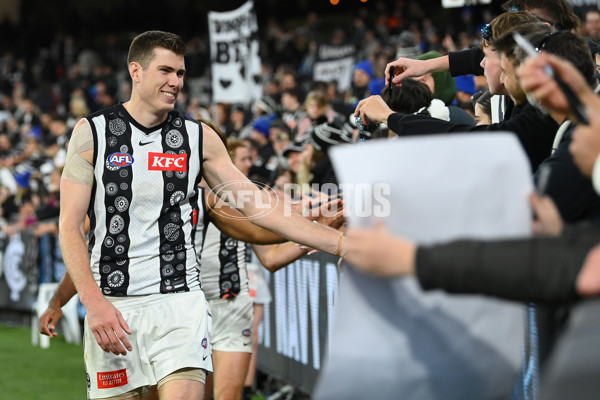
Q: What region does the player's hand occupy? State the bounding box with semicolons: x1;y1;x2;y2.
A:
39;305;63;338
85;296;133;356
313;199;345;230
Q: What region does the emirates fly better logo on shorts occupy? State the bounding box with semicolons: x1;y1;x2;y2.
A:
97;369;128;389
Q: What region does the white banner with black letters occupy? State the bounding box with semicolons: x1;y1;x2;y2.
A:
208;1;262;103
313;44;355;92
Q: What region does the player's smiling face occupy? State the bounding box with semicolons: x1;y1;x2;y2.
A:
138;47;186;115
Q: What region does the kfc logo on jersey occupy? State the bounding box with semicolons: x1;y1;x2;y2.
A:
107;152;134;167
148;152;188;172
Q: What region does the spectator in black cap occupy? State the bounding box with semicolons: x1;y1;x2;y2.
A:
277;139;305;193
282;140;304;165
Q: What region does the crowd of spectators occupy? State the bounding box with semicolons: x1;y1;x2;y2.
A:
0;2;491;251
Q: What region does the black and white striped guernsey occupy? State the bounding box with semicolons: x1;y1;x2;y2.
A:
193;187;249;301
86;104;205;296
197;221;249;301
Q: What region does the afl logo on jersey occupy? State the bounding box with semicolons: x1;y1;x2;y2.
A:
107;152;134;167
201;338;208;349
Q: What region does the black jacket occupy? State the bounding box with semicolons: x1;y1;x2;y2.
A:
387;103;559;172
448;48;484;77
416;222;600;304
534;122;600;223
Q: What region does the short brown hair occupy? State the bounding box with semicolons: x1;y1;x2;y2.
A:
493;21;552;60
127;30;186;68
481;11;540;48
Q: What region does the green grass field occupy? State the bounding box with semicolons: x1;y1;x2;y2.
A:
0;324;86;399
0;324;274;399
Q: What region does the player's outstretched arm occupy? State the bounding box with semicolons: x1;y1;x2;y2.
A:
201;123;345;257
